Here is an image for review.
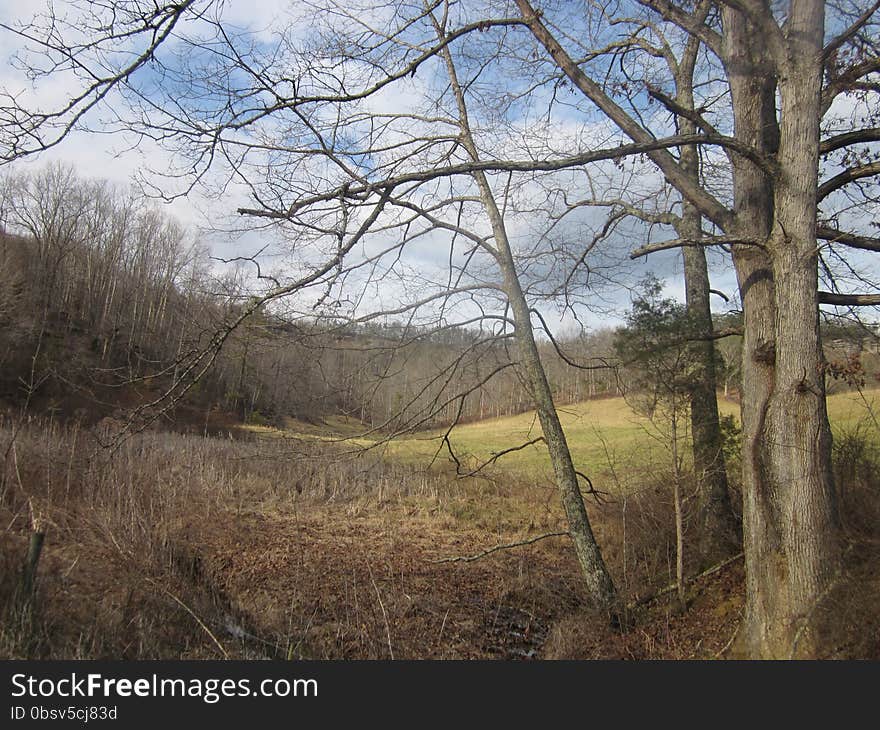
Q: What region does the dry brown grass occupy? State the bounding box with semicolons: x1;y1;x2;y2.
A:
808;421;880;659
1;408;878;660
0;416;580;659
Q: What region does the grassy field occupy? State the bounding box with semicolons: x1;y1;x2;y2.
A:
0;415;752;659
5;389;878;660
263;389;880;492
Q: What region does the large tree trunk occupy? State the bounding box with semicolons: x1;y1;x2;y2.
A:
724;0;839;658
674;36;740;556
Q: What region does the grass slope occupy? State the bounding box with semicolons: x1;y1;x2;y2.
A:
265;390;879;492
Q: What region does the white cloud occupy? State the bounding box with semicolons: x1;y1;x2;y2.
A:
1;1;747;335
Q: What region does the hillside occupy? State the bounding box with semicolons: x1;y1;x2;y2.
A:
1;166;878;661
266;390;879;488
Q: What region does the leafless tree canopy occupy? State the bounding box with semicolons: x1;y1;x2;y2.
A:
2;0;878;657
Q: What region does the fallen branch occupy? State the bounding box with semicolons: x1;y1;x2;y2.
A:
626;551;744;610
431;531;570;564
714;607;744;659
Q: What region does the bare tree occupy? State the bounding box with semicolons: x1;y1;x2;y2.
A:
2;0;878;655
505;0;740;554
513;0;879;656
427;7;616;607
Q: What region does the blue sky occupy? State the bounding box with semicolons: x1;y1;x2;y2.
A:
1;0;875;332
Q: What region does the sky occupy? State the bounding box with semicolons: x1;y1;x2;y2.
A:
0;1;293;245
1;0;873;334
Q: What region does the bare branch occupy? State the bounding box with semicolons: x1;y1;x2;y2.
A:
646;84;721;140
820;128;880;155
431;531;570;564
635;0;722;57
514;0;739;231
823;57;880;114
454;436;546;478
817;226;880;252
818;291;880;306
823;0;880;60
818;161;880;201
0;1;198;162
630;235;760;259
236;133;757;221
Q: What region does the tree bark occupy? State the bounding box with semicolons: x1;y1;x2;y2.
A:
674;32;740;556
435;20;617;611
723;0;839;658
518;0;842;655
682;236;740;556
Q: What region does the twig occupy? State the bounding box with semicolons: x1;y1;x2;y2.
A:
367;564;394;660
431;531;570;564
627;552;744;610
436;608;450;649
714;608;743;659
148;579;229;659
456;437;545;478
574;469;610;504
289;605;319;660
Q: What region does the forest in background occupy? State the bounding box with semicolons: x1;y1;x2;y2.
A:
3;166;876;435
1;0;879;660
0;164;675;431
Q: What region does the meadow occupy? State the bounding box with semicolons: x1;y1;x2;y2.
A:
265;389;880;493
4;387;877;660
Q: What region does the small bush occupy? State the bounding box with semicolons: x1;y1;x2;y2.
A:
245;410;270;427
833;419;880;537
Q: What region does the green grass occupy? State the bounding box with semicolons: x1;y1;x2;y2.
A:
382;396;737;482
262;389;879;487
827;388;879;430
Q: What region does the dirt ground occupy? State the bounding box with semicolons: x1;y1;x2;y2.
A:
2;498;752;660
145;504;748;660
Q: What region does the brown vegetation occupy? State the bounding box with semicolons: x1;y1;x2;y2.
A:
2;412;876;659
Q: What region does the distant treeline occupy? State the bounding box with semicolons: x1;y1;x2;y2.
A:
1;165;875;432
0;165;624;430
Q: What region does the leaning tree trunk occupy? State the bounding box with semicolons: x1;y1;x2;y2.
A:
435;26;617;611
497;248;618;610
723;0;839;658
